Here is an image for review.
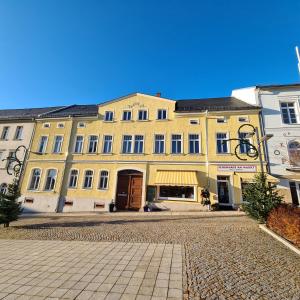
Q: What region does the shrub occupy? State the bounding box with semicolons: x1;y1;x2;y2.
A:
0;179;22;227
242;173;283;223
267;204;300;248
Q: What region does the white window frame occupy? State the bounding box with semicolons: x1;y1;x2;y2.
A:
28;168;42;191
133;135;144;154
102;135;113;154
73;135;84;154
14;126;23;140
280;101;299;124
238;132;252;154
82;169;94;189
157;109;167;120
154;134;165;154
44;168;58;191
122;110;132;121
77;122;86;128
1;126;10;140
43;123;50;128
238;116;249;123
104;111;114;122
216;116;227;123
52;135;64;153
68;169;79;189
87;135;99;154
189;119;199;125
98;170;109;190
122;135;133;153
38;136;48;154
157;185;196;202
188;134;201;154
137;109;148;121
171;134;183;154
216;132;229;154
57;122;65;128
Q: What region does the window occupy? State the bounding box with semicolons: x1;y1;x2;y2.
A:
74;136;84;153
0;183;7;194
57;123;64;128
138;110;148;121
104;111;114;122
53;136;63;153
288;141;300;167
238;116;249;122
88;135;98;153
216;133;229;153
98;171;109;189
29;169;41;190
77;122;86;128
239;132;251;154
103;135;113;153
134;135;144;153
159;186;194;200
154;134;165;154
1;126;9;140
190;119;199;125
171;134;182;154
157;109;167;120
14;126;23;140
122;110;132;121
189;134;200;154
38;136;48;153
43;123;50;128
45;169;57;191
83;170;93;189
217;117;226;123
69;169;78;188
280;102;298;124
122;135;132;153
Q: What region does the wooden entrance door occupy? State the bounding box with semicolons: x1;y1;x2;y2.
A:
116;170;143;210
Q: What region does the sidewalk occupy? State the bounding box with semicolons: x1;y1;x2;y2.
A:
20;210;246;218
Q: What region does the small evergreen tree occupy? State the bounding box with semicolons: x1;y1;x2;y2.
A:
242;173;283;223
0;179;22;227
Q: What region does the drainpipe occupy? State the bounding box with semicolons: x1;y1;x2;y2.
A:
205;110;210;188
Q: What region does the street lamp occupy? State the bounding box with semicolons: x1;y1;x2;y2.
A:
223;124;273;174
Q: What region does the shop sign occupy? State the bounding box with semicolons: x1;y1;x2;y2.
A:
217;165;256;172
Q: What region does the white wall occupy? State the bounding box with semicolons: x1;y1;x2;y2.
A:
231;87;258;105
0;121;35;187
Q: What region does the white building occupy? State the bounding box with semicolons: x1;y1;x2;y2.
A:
0;106;63;193
232;83;300;206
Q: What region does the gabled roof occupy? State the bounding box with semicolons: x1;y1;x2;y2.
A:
40;104;98;118
175;97;260;112
98;93;175;107
0;106;64;120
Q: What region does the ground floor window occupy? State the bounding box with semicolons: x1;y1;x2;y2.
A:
158;186;194;200
217;176;230;204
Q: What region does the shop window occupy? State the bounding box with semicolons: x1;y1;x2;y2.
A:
159;186;194;200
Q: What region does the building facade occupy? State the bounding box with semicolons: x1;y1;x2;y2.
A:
0;106;63;194
19;93;274;212
232;84;300;206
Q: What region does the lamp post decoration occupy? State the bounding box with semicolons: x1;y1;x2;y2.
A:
2;145;28;182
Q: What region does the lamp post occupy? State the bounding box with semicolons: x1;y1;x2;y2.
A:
2;145;29;186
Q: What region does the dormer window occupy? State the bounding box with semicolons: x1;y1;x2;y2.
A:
43;123;50;128
190;119;199;125
122;110;132;121
238;116;249;123
104;111;114;122
57;123;65;128
78;122;86;128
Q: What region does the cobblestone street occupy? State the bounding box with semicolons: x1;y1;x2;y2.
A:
0;214;299;299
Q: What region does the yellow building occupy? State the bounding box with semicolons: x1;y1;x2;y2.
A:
20;93;276;212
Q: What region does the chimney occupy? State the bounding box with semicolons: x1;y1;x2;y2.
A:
155;92;161;97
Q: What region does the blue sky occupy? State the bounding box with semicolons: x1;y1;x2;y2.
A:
0;0;299;109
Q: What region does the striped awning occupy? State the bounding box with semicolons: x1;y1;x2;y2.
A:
155;171;198;186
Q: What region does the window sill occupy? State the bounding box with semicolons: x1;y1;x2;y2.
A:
156;119;168;122
97;188;108;191
103;120;115;123
120;153;145;155
170;153;184;155
136;119;149;122
152;153;166;155
120;120;133;122
216;153;232;155
86;153;98;155
101;153;113;155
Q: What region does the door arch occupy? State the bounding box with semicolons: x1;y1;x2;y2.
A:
115;170;143;211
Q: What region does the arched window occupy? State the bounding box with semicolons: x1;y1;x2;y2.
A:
0;183;7;194
29;169;41;190
83;170;93;189
288;141;300;166
45;169;57;191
